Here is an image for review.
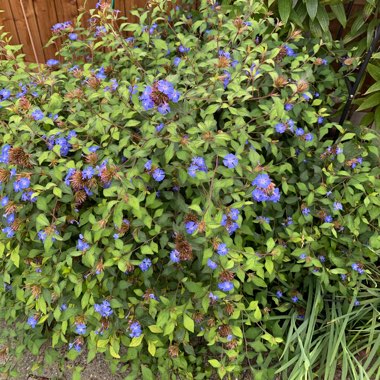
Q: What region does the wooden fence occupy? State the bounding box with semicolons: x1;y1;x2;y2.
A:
0;0;147;62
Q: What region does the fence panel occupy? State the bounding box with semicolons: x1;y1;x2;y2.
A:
0;0;147;62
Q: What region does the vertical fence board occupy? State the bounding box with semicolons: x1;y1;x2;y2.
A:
24;0;45;63
32;0;60;61
8;1;36;61
2;0;174;62
0;1;21;45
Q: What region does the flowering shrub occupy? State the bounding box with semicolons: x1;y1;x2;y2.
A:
0;0;379;378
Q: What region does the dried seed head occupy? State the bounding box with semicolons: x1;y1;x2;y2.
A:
19;97;31;110
168;345;179;358
274;75;288;88
70;170;84;191
0;169;10;183
220;270;234;282
296;79;309;93
217;56;230;68
224;303;235;316
193;312;204;324
9;147;32;168
218;324;232;338
207;318;216;327
74;190;87;205
85;152;98;166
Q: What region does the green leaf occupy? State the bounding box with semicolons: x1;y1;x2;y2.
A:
278;0;292;23
183;313;194;333
10;246;20;268
357;93;380;111
208;359;221;368
164;143;175;164
367;63;380;81
364;81;380;95
331;3;347;28
130;334;144;347
306;0;318;20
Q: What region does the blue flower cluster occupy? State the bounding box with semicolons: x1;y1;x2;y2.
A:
0;88;11;101
144;160;166;182
42;131;77;157
140;80;180;114
221;208;240;235
139;258;152;272
27;316;38;328
75;322;87;335
94;300;113;317
51;21;72;33
251;173;280;203
77;234;90;251
185;221;198;234
223;154;238;169
188;157;207;177
129;321;142;338
218;281;234;292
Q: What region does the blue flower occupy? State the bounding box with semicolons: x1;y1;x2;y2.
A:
68;33;78;40
1;196;9;207
218;281;233;292
157;102;171;114
252;173;271;189
139;258;152;272
156;123;164;132
276;290;283;298
88;146;99;153
324;215;333;223
0;89;11;101
333;202;343;211
295;128;304;136
209;292;218;302
46;59;59;67
302;207;310;216
129;321;142;338
351;263;364;274
170;249;180;263
2;227;15;238
317;116;324;124
284;45;296;57
65;168;75;186
285;103;293;111
144;160;152;171
185;221;198;234
275;123;286;133
19;177;31;189
173;57;181;66
252;188;268;202
75;323;87;335
27;316;38;328
207;259;218;270
222;70;231;88
217;243;229;256
305;133;313;142
94;300;113;317
318;255;326;263
223;154;238;169
77;235;90;251
60;304;67;311
32;109;44;121
152;168;165;182
291;296;298;303
178;45;190;53
82;167;94;180
113;233;119;239
300;253;307;260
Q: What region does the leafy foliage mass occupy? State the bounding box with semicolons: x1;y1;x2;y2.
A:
0;0;379;378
